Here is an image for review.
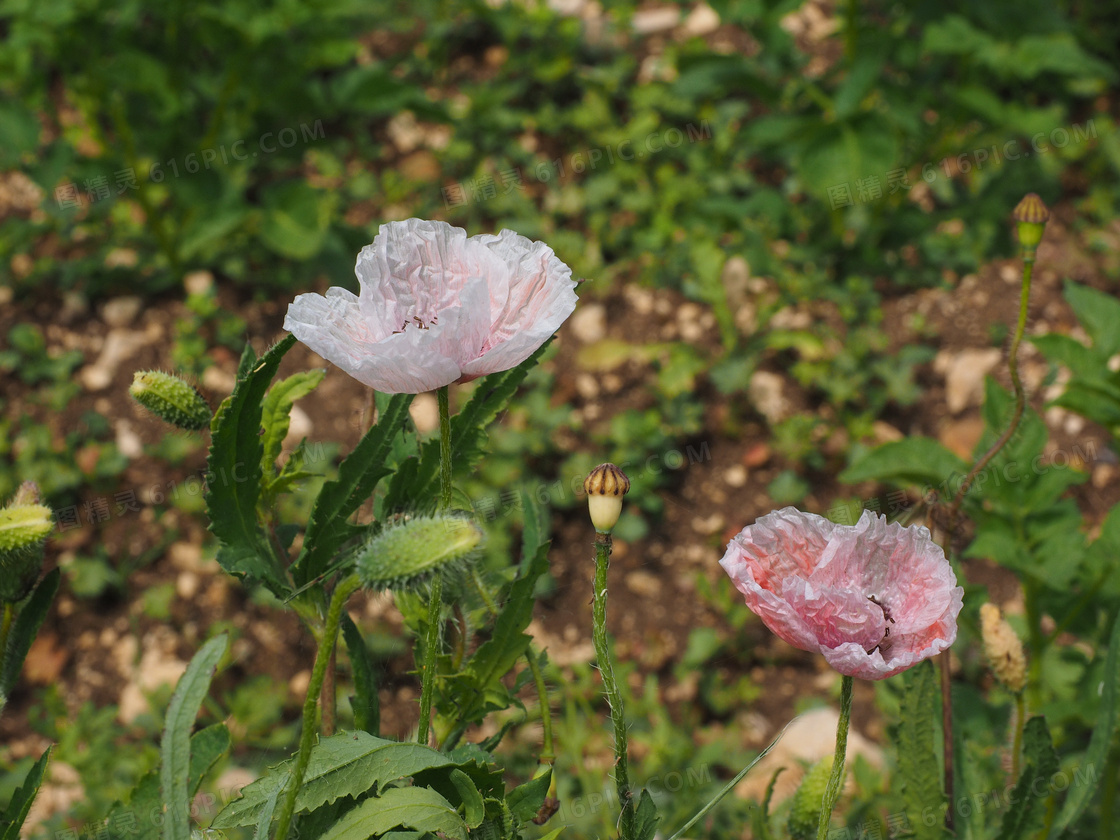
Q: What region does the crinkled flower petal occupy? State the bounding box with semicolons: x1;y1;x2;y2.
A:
719;507;963;680
284;218;578;393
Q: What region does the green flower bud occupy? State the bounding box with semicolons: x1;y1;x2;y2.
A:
355;513;483;593
130;370;212;431
1012;193;1050;255
584;463;630;534
787;757;835;840
0;483;52;603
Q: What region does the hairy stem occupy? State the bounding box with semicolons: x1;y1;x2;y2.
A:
593;534;634;840
417;386;454;744
816;675;853;840
274;574;360;840
948;257;1034;518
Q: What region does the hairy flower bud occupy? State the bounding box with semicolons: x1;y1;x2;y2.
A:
0;483;52;603
787;756;835;840
980;603;1027;693
355;513;483;593
1012;193;1050;254
584;463;630;534
130;370;212;431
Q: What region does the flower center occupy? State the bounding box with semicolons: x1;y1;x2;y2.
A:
866;594;896;655
393;313;440;334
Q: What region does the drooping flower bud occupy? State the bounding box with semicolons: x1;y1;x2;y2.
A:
130;370;212;431
1012;193;1050;255
787;756;835;840
0;482;53;603
355;513;483;593
584;463;630;535
979;603;1027;693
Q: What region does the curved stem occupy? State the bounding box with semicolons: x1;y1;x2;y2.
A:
274;574;360;840
816;675;853;840
948;257;1034;518
593;534;634;840
0;603;13;661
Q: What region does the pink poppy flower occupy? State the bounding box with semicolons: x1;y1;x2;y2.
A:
719;507;963;680
284;219;578;393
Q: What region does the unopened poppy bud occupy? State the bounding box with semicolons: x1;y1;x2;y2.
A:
980;603;1027;693
1012;193;1049;254
0;484;53;603
130;370;212;431
355;513;483;593
584;463;630;534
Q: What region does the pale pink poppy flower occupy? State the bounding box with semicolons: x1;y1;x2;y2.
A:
720;507;963;680
284;219;578;393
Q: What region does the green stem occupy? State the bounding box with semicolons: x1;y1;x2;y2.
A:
948;257;1033;518
816;675;853;840
437;386;453;510
526;647;555;765
593;534;634;840
1101;753;1117;840
274;574;360;840
1011;691;1026;782
417;386;454;745
417;570;443;745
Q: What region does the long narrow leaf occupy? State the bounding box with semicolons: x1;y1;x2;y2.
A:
160;635;229;840
213;731;456;828
897;661;943;840
1054;612;1120;834
292;392;414;586
0;568;60;698
341;613;380;736
0;746;51;840
205;334;296;596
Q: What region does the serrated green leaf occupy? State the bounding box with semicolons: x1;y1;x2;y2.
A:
0;568;60;698
212;731;456;828
252;768;291;840
1054;612;1120;835
519;487;549;574
897;661;943;840
108;772;161;840
260;369;325;476
996;717;1059;840
292;392;414;587
206;335;297;596
448;769;485;828
506;768;551;823
187;724;230;797
318;786;467;840
161;634;229;840
456;541;550;727
382;341;551;512
632;789;660;840
341;614;380;736
0;746;51;840
840;437;968;488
